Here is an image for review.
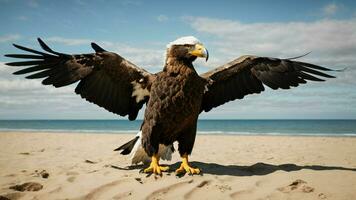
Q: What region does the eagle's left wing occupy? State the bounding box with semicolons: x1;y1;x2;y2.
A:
200;55;337;112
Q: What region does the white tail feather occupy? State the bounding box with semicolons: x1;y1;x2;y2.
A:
130;131;173;165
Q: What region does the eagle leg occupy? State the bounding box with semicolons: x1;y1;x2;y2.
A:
175;154;201;175
143;153;169;175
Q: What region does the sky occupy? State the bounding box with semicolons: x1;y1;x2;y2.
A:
0;0;355;120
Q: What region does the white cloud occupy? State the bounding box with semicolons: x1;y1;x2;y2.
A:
185;17;356;55
0;63;74;95
157;14;168;22
322;3;339;16
184;17;356;83
44;36;163;69
42;36;165;70
0;34;21;43
46;37;92;46
106;44;164;70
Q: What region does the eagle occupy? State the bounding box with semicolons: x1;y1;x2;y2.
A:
4;36;337;175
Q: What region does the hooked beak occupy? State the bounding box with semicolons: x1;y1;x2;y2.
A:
189;43;209;62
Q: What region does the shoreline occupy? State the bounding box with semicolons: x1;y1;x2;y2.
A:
1;130;356;137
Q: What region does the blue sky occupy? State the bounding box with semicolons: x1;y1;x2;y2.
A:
0;0;355;119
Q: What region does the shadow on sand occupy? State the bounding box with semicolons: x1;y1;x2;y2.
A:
171;161;356;176
111;162;356;177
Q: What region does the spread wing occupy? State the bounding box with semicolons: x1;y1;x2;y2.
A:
200;55;337;112
5;38;155;120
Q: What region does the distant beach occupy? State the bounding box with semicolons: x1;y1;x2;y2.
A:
1;119;356;136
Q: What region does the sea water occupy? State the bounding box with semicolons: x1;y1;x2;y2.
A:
0;120;355;136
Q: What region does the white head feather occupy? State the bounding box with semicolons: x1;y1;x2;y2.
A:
166;36;201;49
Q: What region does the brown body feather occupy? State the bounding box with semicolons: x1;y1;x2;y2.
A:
142;57;206;156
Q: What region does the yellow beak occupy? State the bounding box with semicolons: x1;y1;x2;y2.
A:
189;43;209;61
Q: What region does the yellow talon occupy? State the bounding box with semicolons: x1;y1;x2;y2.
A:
175;154;201;175
143;154;169;175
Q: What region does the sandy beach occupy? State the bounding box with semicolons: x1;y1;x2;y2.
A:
0;132;355;200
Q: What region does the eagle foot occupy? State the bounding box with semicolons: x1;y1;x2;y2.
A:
175;154;201;175
143;154;169;175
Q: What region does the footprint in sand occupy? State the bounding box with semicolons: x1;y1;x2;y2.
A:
9;182;43;192
134;178;144;184
0;195;11;200
277;179;314;193
66;171;79;176
255;179;269;187
186;180;234;199
215;184;232;193
4;174;17;177
66;171;79;183
32;170;49;179
0;192;24;200
85;159;98;164
18;152;30;155
318;192;327;199
67;176;76;183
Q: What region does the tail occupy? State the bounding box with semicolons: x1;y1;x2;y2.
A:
114;136;139;155
114;131;174;165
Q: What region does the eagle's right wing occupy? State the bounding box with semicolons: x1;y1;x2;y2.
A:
5;38;155;120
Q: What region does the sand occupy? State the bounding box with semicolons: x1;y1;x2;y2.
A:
0;132;356;200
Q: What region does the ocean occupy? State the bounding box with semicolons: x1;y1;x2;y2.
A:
0;120;355;136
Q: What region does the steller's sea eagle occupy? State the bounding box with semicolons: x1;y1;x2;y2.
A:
4;36;337;175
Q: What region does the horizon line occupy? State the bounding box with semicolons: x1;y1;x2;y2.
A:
0;119;355;121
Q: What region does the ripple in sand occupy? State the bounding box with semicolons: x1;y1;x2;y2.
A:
146;180;193;200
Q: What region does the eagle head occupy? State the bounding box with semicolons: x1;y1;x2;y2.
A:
166;36;209;62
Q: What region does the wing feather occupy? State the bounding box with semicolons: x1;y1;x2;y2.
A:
4;54;44;59
200;55;337;112
5;38;154;120
13;64;52;75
